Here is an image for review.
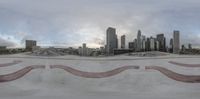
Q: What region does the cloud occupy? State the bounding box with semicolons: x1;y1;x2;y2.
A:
0;0;199;48
0;37;16;47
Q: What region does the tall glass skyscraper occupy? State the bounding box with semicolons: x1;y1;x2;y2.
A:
173;30;180;54
137;30;142;51
106;27;118;54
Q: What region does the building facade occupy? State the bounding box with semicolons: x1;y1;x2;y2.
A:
25;40;37;51
156;34;166;52
145;38;150;51
150;37;155;51
128;42;134;50
82;43;87;56
136;30;142;51
106;27;118;54
188;44;192;50
169;38;173;53
121;35;126;49
141;35;146;51
173;31;180;54
155;40;159;51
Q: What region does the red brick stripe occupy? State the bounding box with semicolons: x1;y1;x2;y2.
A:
145;66;200;83
50;65;139;78
169;61;200;67
0;65;45;83
0;60;22;67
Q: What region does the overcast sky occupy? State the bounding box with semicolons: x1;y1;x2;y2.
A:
0;0;200;48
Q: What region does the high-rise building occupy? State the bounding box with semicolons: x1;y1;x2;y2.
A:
188;44;192;50
106;27;118;54
25;40;37;51
181;45;186;51
156;34;166;52
82;43;87;56
155;40;159;51
134;39;137;51
142;41;146;51
141;35;146;51
87;48;92;56
150;37;155;51
173;30;180;54
137;30;142;51
78;47;82;55
169;38;173;53
121;35;125;49
129;42;134;49
170;38;173;49
116;35;118;49
145;38;150;51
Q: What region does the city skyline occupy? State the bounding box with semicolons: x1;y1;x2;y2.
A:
0;27;196;49
0;0;200;48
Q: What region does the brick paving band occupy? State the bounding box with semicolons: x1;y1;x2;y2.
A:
145;66;200;83
50;65;139;78
0;60;22;67
169;61;200;67
0;65;45;83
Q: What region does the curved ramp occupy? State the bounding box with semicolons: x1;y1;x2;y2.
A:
50;65;139;78
169;61;200;67
0;65;45;83
145;66;200;83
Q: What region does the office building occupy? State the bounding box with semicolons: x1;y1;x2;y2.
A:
150;37;155;51
121;35;125;49
188;44;192;50
106;27;118;54
78;47;82;55
155;40;159;51
129;42;134;49
134;39;137;50
145;38;150;51
82;43;87;56
141;35;146;51
181;45;186;51
25;40;37;51
169;38;173;53
173;30;180;54
156;34;166;52
136;30;142;51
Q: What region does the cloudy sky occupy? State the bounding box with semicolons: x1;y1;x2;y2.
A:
0;0;200;48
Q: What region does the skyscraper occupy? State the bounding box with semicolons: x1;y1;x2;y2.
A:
188;44;192;50
141;35;146;51
82;43;87;56
173;30;180;54
155;40;159;51
150;37;155;51
106;27;118;54
134;39;137;51
169;38;173;53
116;35;118;49
137;30;142;51
156;34;166;52
146;38;150;51
128;42;134;49
121;35;125;49
78;47;82;55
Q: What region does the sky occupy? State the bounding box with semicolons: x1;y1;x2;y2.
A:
0;0;200;48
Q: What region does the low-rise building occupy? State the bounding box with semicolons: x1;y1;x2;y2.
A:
26;40;37;51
